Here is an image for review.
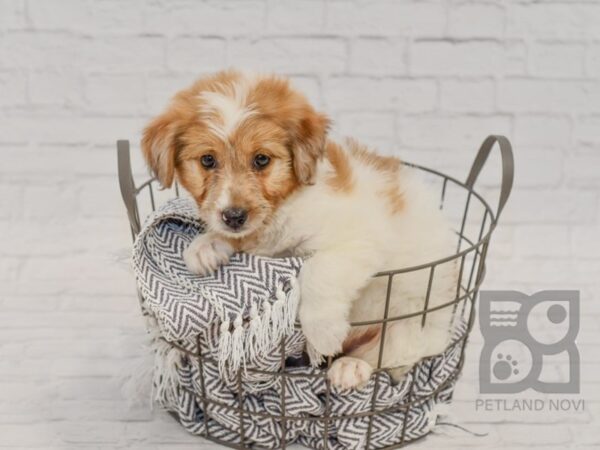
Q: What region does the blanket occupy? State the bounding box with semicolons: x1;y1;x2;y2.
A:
132;197;464;449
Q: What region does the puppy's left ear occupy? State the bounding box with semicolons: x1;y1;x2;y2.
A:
290;108;330;185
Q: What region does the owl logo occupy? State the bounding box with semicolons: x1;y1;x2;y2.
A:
479;290;579;394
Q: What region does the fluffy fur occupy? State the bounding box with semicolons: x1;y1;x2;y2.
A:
142;70;458;390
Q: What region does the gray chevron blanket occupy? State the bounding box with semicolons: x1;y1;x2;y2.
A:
133;197;465;449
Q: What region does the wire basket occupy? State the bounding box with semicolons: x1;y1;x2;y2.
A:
117;135;514;449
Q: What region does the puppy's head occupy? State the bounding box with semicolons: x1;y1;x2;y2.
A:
142;70;329;239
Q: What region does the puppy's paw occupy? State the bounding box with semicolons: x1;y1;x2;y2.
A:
183;234;233;276
328;357;373;391
300;311;349;357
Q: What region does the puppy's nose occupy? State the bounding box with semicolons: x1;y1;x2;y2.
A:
222;207;248;230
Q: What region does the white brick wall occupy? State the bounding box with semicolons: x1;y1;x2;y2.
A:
0;0;598;448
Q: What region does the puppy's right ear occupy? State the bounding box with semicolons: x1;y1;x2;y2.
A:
141;109;183;188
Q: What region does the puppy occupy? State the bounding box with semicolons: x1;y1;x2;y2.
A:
142;70;458;390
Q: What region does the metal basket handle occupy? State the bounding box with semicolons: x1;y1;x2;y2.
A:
117;139;142;237
465;135;514;221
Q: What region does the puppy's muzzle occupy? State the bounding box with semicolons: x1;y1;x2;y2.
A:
222;207;248;230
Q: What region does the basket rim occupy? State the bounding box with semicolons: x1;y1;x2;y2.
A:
372;160;496;277
125;158;497;277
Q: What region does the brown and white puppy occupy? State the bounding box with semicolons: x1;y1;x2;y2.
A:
142;70;458;390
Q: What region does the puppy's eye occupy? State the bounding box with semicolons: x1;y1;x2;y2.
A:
200;154;217;169
253;154;271;170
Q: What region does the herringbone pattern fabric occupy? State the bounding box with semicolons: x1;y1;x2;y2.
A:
132;198;465;449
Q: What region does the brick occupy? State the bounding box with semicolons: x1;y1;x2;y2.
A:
0;311;138;331
440;79;495;113
508;3;600;39
516;225;570;258
324;77;437;112
28;0;145;34
572;225;600;259
0;70;27;106
0;218;128;257
166;37;226;72
0;0;26;30
491;259;575;285
349;38;407;75
575;116;600;152
58;294;138;313
27;0;88;30
0;256;20;282
228;38;346;74
144;0;266;36
22;184;79;220
0;146;120;177
531;42;585;78
498;79;600;113
586;43;600;76
0;32;85;69
85;37;166;72
447;2;505;38
0;117;145;144
288;75;322;108
565;155;600;188
504;189;596;224
336;112;395;141
18;254;134;296
29;70;84;107
267;0;325;34
0;185;22;219
514;149;563;188
397;115;511;150
411;40;525;76
514;115;571;148
78;178;127;217
326;0;446;37
85;73;147;115
146;72;199;112
486;225;514;260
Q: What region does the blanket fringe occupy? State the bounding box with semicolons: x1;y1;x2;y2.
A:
152;337;184;409
218;276;300;378
260;301;272;352
245;304;262;361
229;314;245;373
218;319;232;375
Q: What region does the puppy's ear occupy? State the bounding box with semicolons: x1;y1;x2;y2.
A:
141;108;184;188
290;108;330;184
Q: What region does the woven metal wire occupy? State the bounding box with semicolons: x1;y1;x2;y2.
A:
117;136;514;450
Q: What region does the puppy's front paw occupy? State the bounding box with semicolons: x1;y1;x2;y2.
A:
300;310;349;357
328;357;373;391
183;234;233;276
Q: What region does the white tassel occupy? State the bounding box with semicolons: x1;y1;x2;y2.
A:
229;314;245;375
271;295;285;344
246;304;262;361
285;277;300;331
218;318;231;375
152;339;183;409
426;402;450;432
260;301;272;351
